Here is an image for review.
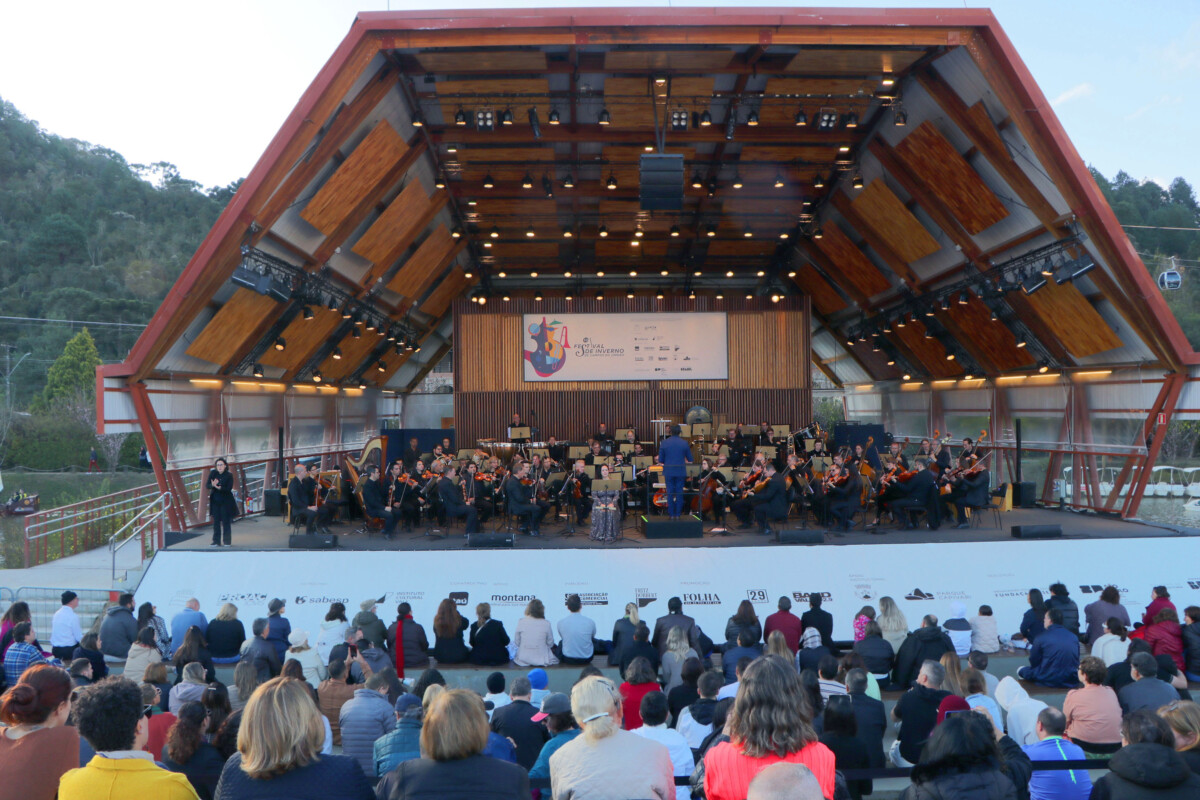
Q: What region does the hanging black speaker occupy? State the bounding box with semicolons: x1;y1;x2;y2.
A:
639;153;684;210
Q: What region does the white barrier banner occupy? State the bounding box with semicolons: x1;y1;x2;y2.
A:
522;312;728;381
135;538;1200;648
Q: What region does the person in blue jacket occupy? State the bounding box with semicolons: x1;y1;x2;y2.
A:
1018;608;1080;688
657;425;693;519
1022;706;1092;800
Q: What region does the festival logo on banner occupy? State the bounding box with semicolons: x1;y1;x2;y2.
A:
635;588;657;608
524;317;568;377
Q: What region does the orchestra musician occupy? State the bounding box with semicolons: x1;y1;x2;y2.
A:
752;462;789;536
440;436;454;458
888;459;940;530
594;423;614;455
827;461;863;531
463;461;493;524
758;423;774;447
916;439;933;459
508;412;528;443
960;437;976;459
396;459;429;532
286;462;334;534
657;423;693;519
546;435;566;465
622;429;637;449
941;457;990;529
584;441;604;466
402;437;422;472
438;465;479;534
562;459;593;525
361;464;397;540
731;454;768;528
693;458;729;526
505;462;549;536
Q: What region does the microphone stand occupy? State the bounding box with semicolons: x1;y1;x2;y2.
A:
417;474;445;539
556;474;577;538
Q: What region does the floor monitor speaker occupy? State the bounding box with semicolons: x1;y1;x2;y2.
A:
1010;524;1062;540
467;532;514;548
288;533;338;549
641;516;704;538
777;529;825;545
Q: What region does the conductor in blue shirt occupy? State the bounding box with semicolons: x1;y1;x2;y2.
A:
657;424;693;518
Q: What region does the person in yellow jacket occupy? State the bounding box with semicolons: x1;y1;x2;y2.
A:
59;676;199;800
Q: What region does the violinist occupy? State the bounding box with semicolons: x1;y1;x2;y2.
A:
464;461;493;524
960;437;976;460
287;462;334;534
438;465;479;534
888;459;940;530
505;461;548;536
782;452;811;515
561;459;593;525
388;459;422;532
941;456;990;529
751;462;788;536
869;456;905;530
361;464;397;540
827;461;862;531
731;454;767;529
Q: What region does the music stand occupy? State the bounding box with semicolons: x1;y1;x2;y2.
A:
615;428;635;440
743;424;761;436
757;445;777;460
509;427;531;459
691;422;713;439
619;442;635;454
686;464;702;478
632;456;654;470
568;445;590;460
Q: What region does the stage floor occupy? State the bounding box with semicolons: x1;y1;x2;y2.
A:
166;505;1200;552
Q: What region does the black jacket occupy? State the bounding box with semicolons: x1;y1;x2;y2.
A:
797;644;832;674
286;476;316;515
1184;621;1200;677
724;617;762;649
609;617;636;666
620;639;661;677
438;477;469;516
955;469;990;508
894;684;950;765
375;752;530;800
162;742;226;800
363;477;388;514
893;626;954;688
468;618;510;666
1089;742;1200;799
207;469;236;513
801;607;835;649
245;636;281;681
848;691;887;768
652;612;701;655
432;613;470;664
820;732;871;800
490;699;548;769
751;473;788;518
1047;594;1081;635
205;619;245;660
853;635;896;675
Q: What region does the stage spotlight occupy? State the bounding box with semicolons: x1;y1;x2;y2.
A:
562;173;575;188
526;225;536;238
500;107;514;126
483;174;495;189
816;108;839;131
451;226;462;239
1038;362;1049;374
476;108;494;131
454;107;467;126
774;171;785;188
522;172;533;189
252;363;264;378
606;174;617;190
434;174;446;189
598;225;609;237
746;110;759;126
699;109;712;126
490;225;500;239
273;337;286;351
670;225;680;237
958;292;969;305
301;306;314;320
562;226;573;238
894;107;908;126
732;174;744;189
598;108;611;125
844;113;859;128
411;111;424;128
852;173;864;189
312;371;323;383
548;108;560;125
706;224;717;237
671;108;689;131
691;172;704;189
794;108;807;126
1021;272;1047;295
813;174;825;189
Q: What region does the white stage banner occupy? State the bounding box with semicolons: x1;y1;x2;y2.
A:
521;312;728;381
136;538;1200;648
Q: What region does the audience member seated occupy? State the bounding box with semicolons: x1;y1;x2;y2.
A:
796;627;831;674
430;598;470;665
995;676;1048;746
376;689;529;800
722;630;760;683
652;597;702;656
1089;710;1200;799
71;632;109;682
843;669;886;771
60;676;199;800
632;690;694;800
245;618;281;681
1093;618;1131;667
660;628;700;694
798;670;825;726
745;762;825;800
1023;706;1091;800
1017;607;1081;688
1119;651;1180;714
800;593;834;650
609;603;640;667
703;655;836;800
283;630;326;689
513;599;558;668
372;692;424;776
351;598;387;652
620;656;662;731
892;615;953;689
817;655;848;704
620;622;661;677
141;683;177;760
1062;655;1122;755
98;594;138;662
386;603;430;675
1047;583;1081;638
1157;700;1200;775
169;663;208;714
898;710;1031;800
213;677;372;800
490;675;548;770
939;651;965;697
877;596;910;653
690;697;735;793
205;604;245;664
852;605;875;642
943;602;972;657
468;602;511;667
549;675;675;800
315;602;349;665
961;668;1002;725
969;604;1001;654
678;669;724;748
1145;607;1187;672
968;651;1000;698
123;627;161;685
1084;586;1131;647
1183;606;1200;683
0;664;78;800
724;600;763;651
316;659;354;746
719;656;753;701
161;701;226;800
173;626;216;684
338;672;396;777
528;692;581;784
852;621;895;689
818;695;870;800
1143;585;1177;628
763;596;803;655
667;656;703;723
1010;589;1047;650
482;671;510;718
890;660;951;767
555;594;598;666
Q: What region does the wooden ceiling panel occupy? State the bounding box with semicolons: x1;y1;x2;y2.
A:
186;289;281;365
386;226;460;300
935;292;1034;373
470;197;559;219
758;77;875;127
434;79;552;126
420;268;478;321
300;121;410;236
455;147;557;164
813;222;891;298
487;241;562;260
890;319;964;378
603;49;736;71
595;239;669;258
1018;280;1123;358
351;180;434;267
318;328;382;382
705;239;776;258
417;50;547;73
893;121;1009;235
790;268;846;316
737;145;843;164
722;195;805;219
849;180;941;264
785;48;927;76
601;77;714;129
258;307;344;371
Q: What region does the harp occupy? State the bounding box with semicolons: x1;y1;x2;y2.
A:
344;435;388;487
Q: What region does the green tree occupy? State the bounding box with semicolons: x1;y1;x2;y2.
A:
41;328;101;409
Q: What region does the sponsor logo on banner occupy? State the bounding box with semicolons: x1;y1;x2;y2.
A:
1189;580;1200;590
635;588;657;608
219;592;268;604
993;589;1029;599
490;593;538;606
450;592;469;606
682;592;722;605
388;591;426;603
746;589;768;603
793;591;834;604
1079;584;1128;595
567;592;609;606
293;595;349;606
905;588;936;601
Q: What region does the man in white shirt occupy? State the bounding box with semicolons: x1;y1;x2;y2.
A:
51;590;84;661
555;594;597;665
632;691;694;800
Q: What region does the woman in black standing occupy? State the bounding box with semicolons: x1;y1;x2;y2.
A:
209;457;236;546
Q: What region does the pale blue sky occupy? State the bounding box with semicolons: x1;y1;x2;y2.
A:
1;1;1195;192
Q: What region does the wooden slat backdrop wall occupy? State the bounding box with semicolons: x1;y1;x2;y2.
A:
453;297;811;445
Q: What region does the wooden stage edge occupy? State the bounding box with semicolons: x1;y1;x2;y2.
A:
165;506;1200;553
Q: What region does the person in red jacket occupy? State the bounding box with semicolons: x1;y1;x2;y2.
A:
1143;586;1177;628
763;596;803;654
1144;607;1186;672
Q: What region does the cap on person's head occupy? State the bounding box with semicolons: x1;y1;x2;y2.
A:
268;598;285;614
288;630;308;648
527;668;549;690
486;672;506;694
360;598;377;613
394;693;422;713
61;591;78;605
936;695;971;725
531;692;571;722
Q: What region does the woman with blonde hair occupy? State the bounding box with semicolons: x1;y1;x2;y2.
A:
207;602;246;663
228;660;259;712
765;630;793;662
939;651;965;697
876;596;909;652
1159;699;1200;773
703;654;836;800
375;689;528;799
609;602;640;667
513;598;557;667
660;626;700;693
213;677;372;799
549;675;675;800
467;602;510;666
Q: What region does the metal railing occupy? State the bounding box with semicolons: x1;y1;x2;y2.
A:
22;482;160;568
109;493;171;583
13;588;114;641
